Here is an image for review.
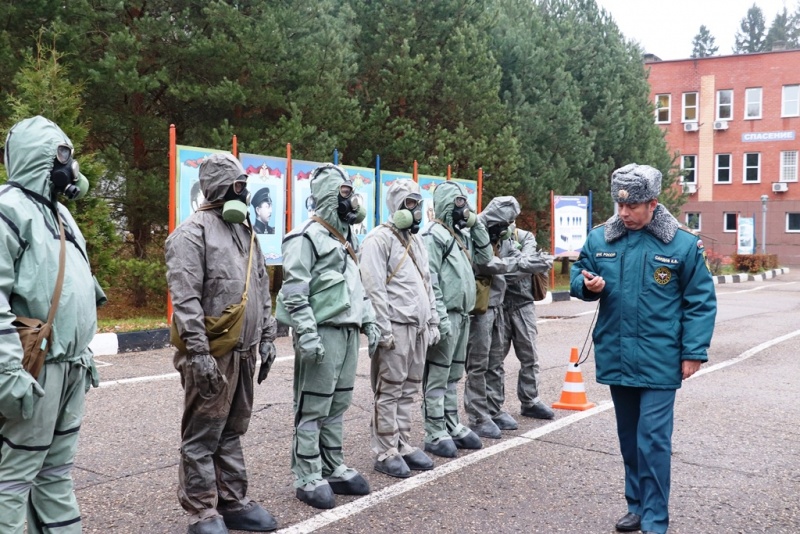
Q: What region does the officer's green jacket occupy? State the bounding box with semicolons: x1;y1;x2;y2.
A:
0;117;105;409
421;182;493;325
570;205;717;389
279;166;375;335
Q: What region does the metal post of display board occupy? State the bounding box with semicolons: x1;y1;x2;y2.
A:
167;124;176;324
477;168;483;211
550;190;555;290
588;190;593;231
447;165;451;180
761;195;768;254
232;135;238;158
376;154;381;223
413;160;418;182
333;149;339;165
286;144;293;232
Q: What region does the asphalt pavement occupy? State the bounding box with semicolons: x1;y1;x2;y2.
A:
74;271;800;533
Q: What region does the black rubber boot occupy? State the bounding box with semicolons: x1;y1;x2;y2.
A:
403;449;434;470
424;438;457;458
374;454;411;478
327;472;370;495
452;430;483;450
296;481;336;510
492;412;519;430
188;516;228;534
220;502;277;532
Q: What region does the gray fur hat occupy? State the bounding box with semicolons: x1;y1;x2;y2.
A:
610;163;662;204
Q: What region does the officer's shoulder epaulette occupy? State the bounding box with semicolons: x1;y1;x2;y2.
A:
676;224;699;237
592;222;607;229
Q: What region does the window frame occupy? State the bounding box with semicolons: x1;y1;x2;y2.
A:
682;92;698;123
743;152;761;183
787;213;800;233
782;85;800;117
655;94;671;123
744;87;762;119
715;153;732;184
780;150;798;182
716;89;733;120
681;155;697;183
723;213;738;233
685;212;701;231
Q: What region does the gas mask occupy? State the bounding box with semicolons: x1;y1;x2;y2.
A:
222;178;250;224
51;145;88;200
337;182;366;225
488;224;512;244
392;195;423;233
452;196;476;229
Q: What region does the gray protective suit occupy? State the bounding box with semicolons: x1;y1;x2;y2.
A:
0;116;105;533
501;228;553;412
360;180;438;461
279;165;376;489
420;182;492;444
166;153;276;523
463;196;528;427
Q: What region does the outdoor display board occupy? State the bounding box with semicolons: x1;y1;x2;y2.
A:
240;153;287;264
174;145;229;225
553;195;589;256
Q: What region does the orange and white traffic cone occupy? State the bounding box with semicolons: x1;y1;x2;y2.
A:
552;347;596;411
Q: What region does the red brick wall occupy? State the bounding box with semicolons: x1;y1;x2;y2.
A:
647;50;800;265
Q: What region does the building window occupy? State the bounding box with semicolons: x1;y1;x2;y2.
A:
788;213;800;232
685;213;701;231
781;151;798;182
723;213;737;233
745;87;762;119
744;153;760;183
783;85;800;117
716;154;732;183
655;94;670;123
683;92;698;122
681;155;697;183
716;90;733;120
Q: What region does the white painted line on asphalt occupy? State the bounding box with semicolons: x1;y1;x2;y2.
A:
718;286;767;295
96;356;296;388
689;329;800;380
93;359;112;368
278;328;800;533
277;402;614;534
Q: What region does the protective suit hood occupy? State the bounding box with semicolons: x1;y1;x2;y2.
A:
385;179;422;217
478;196;520;226
309;164;350;234
432;181;468;228
198;153;246;204
4;115;86;198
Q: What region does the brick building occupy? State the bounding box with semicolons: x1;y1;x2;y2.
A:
646;49;800;266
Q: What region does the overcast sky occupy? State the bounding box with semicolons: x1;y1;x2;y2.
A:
594;0;797;60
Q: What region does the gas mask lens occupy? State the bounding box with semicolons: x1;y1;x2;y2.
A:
403;197;420;210
454;196;467;208
339;184;353;199
56;145;73;165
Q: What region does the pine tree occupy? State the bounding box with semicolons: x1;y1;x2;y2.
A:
765;8;793;50
2;34;120;284
733;4;767;53
691;25;719;57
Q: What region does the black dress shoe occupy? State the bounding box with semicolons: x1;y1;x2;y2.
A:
615;512;641;532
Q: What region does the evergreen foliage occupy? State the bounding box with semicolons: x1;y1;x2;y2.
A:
0;0;678;308
691;25;719;58
734;4;767;53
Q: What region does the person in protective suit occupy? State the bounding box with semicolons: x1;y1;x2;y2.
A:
278;164;380;509
500;226;555;421
464;196;544;438
0;116;106;533
166;153;278;534
360;179;439;478
420;181;493;458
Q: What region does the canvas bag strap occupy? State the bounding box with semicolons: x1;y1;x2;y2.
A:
240;224;257;304
311;215;359;264
382;223;412;285
433;218;471;261
45;216;67;327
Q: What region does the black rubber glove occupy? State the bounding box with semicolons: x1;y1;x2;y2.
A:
258;340;277;384
190;353;225;399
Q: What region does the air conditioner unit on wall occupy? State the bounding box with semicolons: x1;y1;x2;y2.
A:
682;182;697;194
684;122;699;132
713;120;729;130
772;182;789;193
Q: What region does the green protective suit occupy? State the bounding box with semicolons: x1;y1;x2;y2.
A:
279;164;376;488
0;116;106;533
165;153;276;524
420;182;492;443
359;180;438;461
501;227;553;412
464;196;527;426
